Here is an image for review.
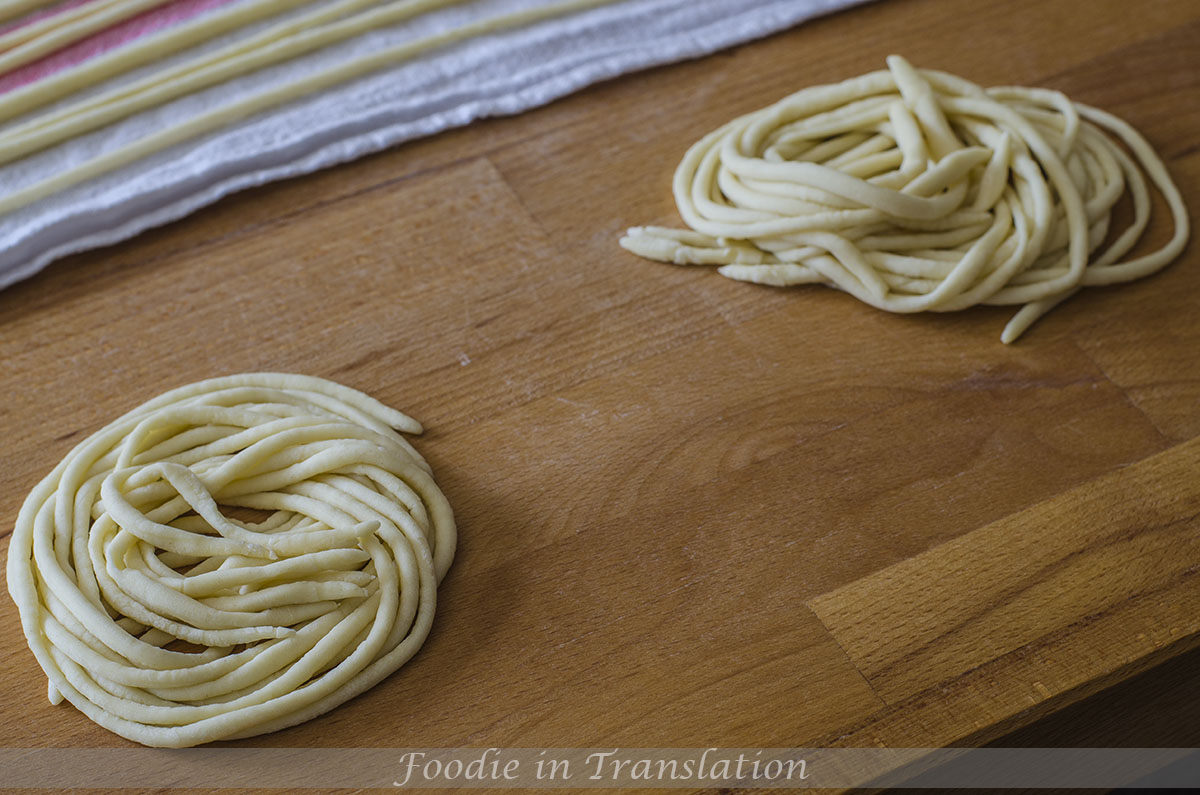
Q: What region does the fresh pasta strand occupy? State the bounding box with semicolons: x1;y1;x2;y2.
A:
0;0;314;121
0;0;615;216
620;56;1189;343
0;0;62;28
0;0;175;74
0;0;459;163
6;373;456;747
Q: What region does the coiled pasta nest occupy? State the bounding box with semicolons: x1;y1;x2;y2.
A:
6;373;455;747
622;56;1188;342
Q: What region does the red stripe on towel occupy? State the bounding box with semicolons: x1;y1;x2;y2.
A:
0;0;241;94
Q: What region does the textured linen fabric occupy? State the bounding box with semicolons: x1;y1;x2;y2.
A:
0;0;869;289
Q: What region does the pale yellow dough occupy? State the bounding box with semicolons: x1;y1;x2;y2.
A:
0;0;175;76
621;56;1189;342
5;373;456;747
0;0;617;216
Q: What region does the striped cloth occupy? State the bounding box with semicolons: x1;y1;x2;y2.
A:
0;1;237;93
0;0;869;290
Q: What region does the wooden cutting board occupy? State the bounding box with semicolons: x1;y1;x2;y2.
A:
2;0;1197;788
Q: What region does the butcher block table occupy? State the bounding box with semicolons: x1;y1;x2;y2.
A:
1;0;1198;790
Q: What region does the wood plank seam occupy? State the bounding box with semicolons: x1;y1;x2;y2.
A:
808;611;888;712
483;152;563;254
827;612;1200;753
943;562;1198;691
164;114;596;273
1068;335;1193;446
767;632;1200;795
806;436;1200;712
956;632;1200;749
846;505;1200;692
0;153;481;324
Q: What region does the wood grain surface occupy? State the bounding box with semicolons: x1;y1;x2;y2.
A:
1;0;1198;791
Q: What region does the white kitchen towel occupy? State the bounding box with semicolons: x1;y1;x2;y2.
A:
0;0;870;291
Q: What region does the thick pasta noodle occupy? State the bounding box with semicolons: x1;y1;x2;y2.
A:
621;56;1189;342
6;373;455;747
0;0;617;217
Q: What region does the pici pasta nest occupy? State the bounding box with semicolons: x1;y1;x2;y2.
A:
6;373;455;747
622;56;1189;342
